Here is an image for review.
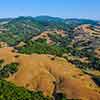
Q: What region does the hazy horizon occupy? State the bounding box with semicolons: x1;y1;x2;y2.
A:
0;0;100;20
0;15;100;21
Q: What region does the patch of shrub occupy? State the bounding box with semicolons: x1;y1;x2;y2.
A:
0;59;4;67
0;62;19;79
18;40;68;57
54;92;67;100
92;76;100;87
0;79;51;100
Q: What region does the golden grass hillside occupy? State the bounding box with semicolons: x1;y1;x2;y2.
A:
32;30;66;44
0;47;100;100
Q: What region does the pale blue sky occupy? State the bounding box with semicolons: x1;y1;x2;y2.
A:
0;0;100;19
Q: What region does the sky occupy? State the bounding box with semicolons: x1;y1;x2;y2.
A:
0;0;100;20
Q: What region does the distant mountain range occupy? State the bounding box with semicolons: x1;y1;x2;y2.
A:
0;16;100;25
0;16;99;45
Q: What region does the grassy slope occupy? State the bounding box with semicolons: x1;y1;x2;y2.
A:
0;47;100;100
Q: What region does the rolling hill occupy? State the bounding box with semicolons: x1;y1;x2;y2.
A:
0;16;100;100
0;47;100;100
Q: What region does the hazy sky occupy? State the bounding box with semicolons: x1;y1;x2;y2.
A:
0;0;100;19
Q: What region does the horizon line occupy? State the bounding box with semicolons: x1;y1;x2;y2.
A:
0;15;99;21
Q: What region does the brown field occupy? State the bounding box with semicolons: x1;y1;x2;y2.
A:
0;47;100;100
